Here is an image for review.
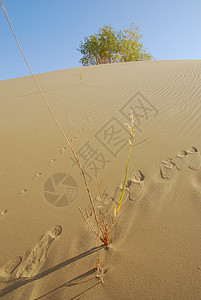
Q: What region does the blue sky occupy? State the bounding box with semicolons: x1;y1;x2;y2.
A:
0;0;201;81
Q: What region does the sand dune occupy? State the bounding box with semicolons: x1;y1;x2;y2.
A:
0;60;201;299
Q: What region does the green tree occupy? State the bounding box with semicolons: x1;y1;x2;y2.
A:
77;24;153;66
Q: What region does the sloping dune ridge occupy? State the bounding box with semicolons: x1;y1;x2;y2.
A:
0;60;201;299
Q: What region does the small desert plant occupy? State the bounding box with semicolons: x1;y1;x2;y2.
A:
79;110;135;247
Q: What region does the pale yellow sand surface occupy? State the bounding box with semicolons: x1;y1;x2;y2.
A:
0;60;201;299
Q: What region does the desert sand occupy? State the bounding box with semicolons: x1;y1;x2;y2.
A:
0;60;201;299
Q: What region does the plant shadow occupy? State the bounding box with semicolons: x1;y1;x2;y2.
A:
35;268;101;300
0;245;104;298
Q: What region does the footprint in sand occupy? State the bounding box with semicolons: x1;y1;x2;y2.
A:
112;170;144;205
17;188;28;198
174;150;190;170
70;137;76;143
93;197;103;211
113;183;130;204
16;225;62;278
48;158;56;165
93;194;115;218
93;196;105;218
127;170;145;201
32;172;42;181
187;147;201;170
0;256;22;278
173;147;200;171
60;147;67;154
160;158;175;179
160;147;200;179
0;209;7;219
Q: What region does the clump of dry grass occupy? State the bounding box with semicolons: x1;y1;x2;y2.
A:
79;110;135;247
79;187;114;247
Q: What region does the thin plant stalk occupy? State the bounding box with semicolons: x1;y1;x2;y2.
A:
115;110;135;217
115;144;133;216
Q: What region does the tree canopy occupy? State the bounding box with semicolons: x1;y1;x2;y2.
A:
77;24;153;66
